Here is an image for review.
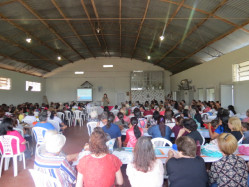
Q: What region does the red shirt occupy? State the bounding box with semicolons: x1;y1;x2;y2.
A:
77;154;122;187
0;130;26;154
143;110;153;116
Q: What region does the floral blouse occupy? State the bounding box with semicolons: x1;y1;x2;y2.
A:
209;154;248;187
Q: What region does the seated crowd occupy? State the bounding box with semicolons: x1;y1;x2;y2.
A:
0;99;249;187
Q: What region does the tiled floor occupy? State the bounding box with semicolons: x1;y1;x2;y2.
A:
0;124;133;187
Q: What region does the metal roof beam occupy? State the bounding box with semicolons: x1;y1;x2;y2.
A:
149;0;185;54
80;0;105;54
0;0;16;7
160;0;249;34
90;0;110;56
18;0;85;59
0;13;73;64
119;0;122;57
167;20;249;70
51;0;95;58
155;0;228;65
131;0;151;58
0;53;50;72
0;35;62;68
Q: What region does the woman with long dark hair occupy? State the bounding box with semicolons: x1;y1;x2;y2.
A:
102;113;122;148
126;136;164;187
124;117;143;147
115;112;129;129
0;118;27;157
48;110;67;131
148;115;171;140
134;109;147;128
208;109;231;140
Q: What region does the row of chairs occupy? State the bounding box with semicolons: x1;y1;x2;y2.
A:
60;110;87;127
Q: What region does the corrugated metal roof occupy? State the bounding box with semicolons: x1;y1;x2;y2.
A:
0;0;248;76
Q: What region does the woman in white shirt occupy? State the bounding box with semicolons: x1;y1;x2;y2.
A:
126;136;164;187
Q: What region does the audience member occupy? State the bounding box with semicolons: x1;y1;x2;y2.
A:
126;136;164;187
34;131;76;186
76;130;123;187
209;133;248;186
166;136;208;187
102;113;122;148
242;122;249;144
0;117;29;157
178;118;203;145
242;109;249;123
124;117;143;147
228;117;243;141
171;116;188;138
34;111;55;131
115;112;129;130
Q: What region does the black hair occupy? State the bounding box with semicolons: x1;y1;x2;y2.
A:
164;110;173;121
152;111;160;121
157;115;166;137
228;105;236;115
183;109;189;118
210;119;219;128
182;118;197;132
0;118;14;135
242;122;249;130
106;113;115;129
134;109;142;118
130;117;141;139
117;112;125;125
114;105;118;109
50;110;55;120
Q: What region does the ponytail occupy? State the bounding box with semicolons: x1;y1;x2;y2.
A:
107;113;115;129
117;112;125;125
50;111;55;120
131;117;141;139
158;115;166;137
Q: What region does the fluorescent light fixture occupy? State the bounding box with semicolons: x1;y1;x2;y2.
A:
75;71;84;74
26;38;31;43
147;56;151;60
133;70;143;72
57;56;62;61
160;35;164;41
103;65;113;68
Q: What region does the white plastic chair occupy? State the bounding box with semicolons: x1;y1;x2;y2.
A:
64;111;72;127
106;138;116;153
29;169;61;187
32;127;48;148
87;122;98;136
238;135;244;144
34;112;39;118
47;120;60;132
112;109;119;116
0;135;26;177
73;110;83;126
151;138;173;147
201;135;205;145
22;119;35;125
57;112;65;121
81;108;87;122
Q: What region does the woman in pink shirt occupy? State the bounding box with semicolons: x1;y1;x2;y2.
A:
0;118;26;154
124;117;143;147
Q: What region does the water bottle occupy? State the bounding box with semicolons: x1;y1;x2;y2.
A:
196;140;201;156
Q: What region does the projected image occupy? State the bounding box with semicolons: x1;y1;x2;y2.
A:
77;89;92;101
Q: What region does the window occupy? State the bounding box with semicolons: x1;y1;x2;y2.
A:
26;81;41;92
206;88;215;101
0;77;11;90
233;61;249;82
198;88;204;101
131;71;164;90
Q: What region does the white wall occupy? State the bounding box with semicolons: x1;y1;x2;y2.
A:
0;69;46;105
45;57;172;105
170;45;249;113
